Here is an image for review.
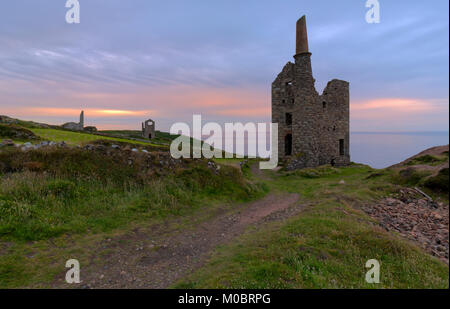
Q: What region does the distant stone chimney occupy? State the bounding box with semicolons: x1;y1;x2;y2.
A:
79;110;84;128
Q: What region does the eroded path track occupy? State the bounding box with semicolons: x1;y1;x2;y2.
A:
55;193;300;288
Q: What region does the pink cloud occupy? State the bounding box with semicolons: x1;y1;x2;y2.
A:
1;107;156;118
351;98;441;112
350;98;448;120
1;83;270;129
350;97;449;131
2;76;447;132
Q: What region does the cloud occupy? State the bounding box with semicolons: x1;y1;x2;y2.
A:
351;97;449;131
0;1;448;131
351;98;445;113
25;108;155;118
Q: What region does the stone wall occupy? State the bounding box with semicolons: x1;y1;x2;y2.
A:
318;79;350;166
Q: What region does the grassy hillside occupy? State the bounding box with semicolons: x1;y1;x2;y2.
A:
389;146;449;200
100;130;177;145
1;149;264;242
0;119;448;289
0;115;173;147
29;128;165;148
0;124;266;287
0;115;50;129
175;164;448;288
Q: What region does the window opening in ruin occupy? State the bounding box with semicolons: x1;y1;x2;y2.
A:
285;113;292;125
339;139;345;156
323;101;327;108
285;134;292;156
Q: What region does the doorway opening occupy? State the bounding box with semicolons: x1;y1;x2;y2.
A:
285;134;292;156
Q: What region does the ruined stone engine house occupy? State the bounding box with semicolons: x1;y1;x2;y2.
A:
142;119;155;140
272;16;350;170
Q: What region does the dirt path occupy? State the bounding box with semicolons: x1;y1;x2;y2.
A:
55;193;300;288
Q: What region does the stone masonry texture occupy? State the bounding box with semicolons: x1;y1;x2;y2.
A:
272;15;350;170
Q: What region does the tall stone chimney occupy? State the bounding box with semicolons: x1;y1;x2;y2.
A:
296;15;309;55
293;15;314;90
79;110;84;128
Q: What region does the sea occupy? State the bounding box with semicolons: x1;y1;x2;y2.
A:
350;132;449;169
210;131;449;169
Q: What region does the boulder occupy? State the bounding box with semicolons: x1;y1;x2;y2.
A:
1;139;15;146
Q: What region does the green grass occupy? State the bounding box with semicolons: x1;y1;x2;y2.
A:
175;203;447;288
213;158;246;165
0;167;260;241
0;145;266;288
100;130;177;145
406;154;448;166
174;164;448;289
1;123;448;288
390;168;432;187
0;148;262;242
30;128;164;147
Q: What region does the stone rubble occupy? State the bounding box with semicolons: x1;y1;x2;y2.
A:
0;139;15;146
0;140;221;175
362;188;449;264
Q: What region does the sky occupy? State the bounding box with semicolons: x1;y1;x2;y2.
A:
0;0;448;132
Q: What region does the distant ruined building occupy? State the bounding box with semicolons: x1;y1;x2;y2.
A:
62;111;84;131
272;16;350;170
142;119;155;140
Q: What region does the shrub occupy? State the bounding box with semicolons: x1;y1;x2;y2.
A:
45;180;77;198
391;168;431;186
0;196;33;222
83;126;97;133
0;124;38;141
0;148;137;184
423;168;449;193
